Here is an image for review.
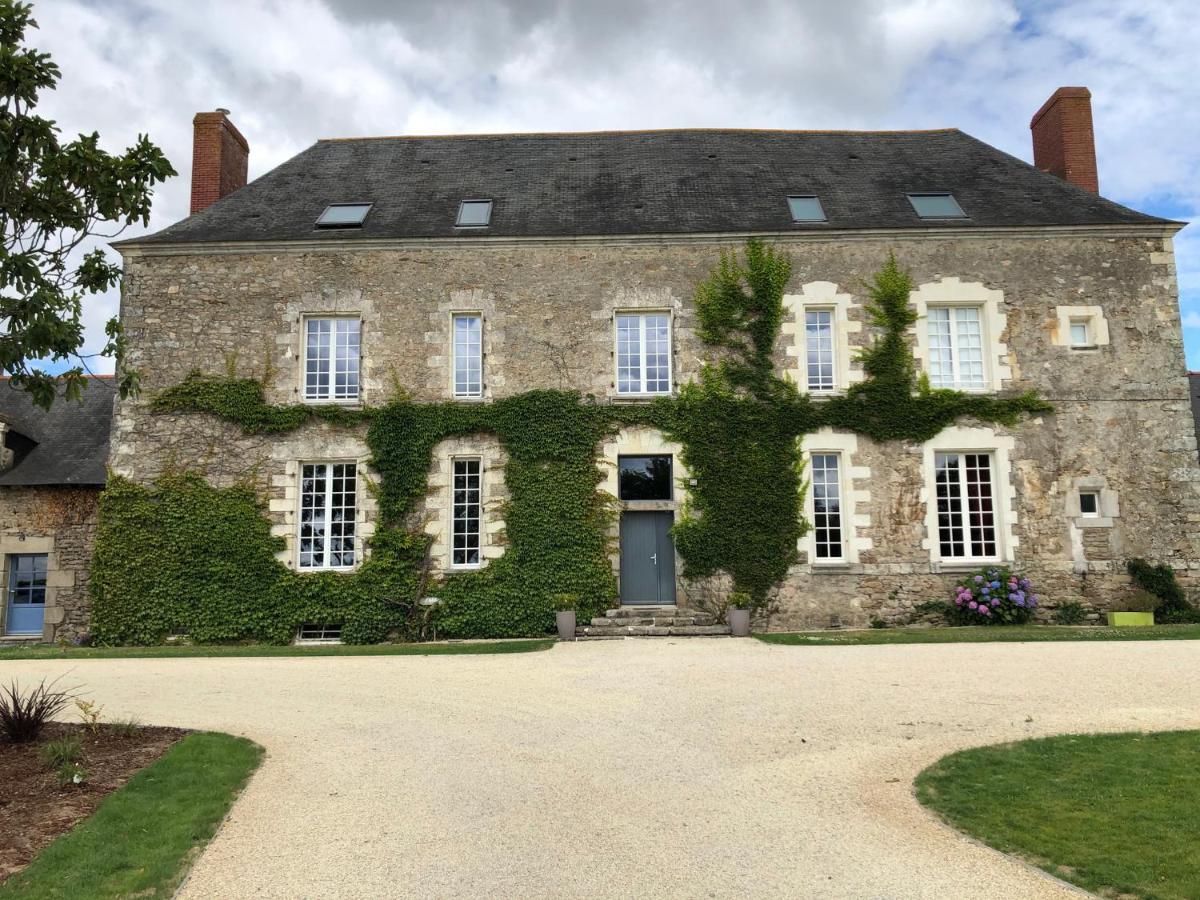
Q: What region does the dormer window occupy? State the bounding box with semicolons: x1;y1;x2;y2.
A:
316;203;372;228
787;196;826;223
456;200;493;227
907;193;966;219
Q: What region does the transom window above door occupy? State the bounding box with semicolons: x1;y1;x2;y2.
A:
304;317;360;401
618;455;673;501
615;313;671;395
926;306;986;390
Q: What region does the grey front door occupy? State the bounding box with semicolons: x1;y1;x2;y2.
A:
619;511;676;605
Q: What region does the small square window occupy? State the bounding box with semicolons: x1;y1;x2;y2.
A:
1079;491;1100;517
907;193;966;219
787;196;826;223
1069;320;1091;348
456;200;493;227
316;203;372;228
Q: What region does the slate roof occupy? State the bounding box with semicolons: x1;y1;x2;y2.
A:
130;128;1171;246
0;378;115;486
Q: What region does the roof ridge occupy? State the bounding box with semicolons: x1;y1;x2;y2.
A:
317;127;962;143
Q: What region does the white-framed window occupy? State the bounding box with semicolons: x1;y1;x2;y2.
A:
810;453;844;560
805;309;836;392
451;458;482;567
298;462;357;570
615;313;672;395
452;314;483;398
303;317;360;402
1079;491;1100;517
927;306;985;390
296;623;343;643
1069;319;1091;348
934;452;998;560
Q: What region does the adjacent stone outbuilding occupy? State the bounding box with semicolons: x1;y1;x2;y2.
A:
0;378;114;642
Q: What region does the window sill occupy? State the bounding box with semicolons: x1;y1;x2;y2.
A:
449;564;484;572
297;566;359;574
935;560;1011;573
301;398;363;407
451;395;487;403
810;561;852;573
612;393;673;402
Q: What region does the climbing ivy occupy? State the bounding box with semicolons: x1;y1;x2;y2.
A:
90;241;1050;642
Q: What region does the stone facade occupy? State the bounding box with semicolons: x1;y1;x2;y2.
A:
0;486;99;642
114;226;1200;630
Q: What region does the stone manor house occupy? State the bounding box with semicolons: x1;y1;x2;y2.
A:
2;87;1196;640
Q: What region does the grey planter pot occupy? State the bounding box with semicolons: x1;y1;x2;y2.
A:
728;608;751;637
556;610;577;640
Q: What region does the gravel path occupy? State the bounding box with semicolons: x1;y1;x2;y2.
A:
4;638;1198;898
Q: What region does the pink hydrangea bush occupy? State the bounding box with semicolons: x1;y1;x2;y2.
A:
946;566;1038;625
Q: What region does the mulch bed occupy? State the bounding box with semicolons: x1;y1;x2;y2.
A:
0;722;187;882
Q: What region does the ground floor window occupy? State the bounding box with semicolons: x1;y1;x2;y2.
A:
810;453;843;560
296;622;343;642
935;451;997;559
299;462;357;569
452;458;482;567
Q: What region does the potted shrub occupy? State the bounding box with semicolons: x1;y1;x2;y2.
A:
727;592;752;637
551;593;578;640
1107;589;1157;627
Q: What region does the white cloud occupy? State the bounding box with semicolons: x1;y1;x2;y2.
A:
20;0;1198;369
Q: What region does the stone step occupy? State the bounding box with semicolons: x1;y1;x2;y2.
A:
588;616;715;628
604;606;678;619
575;624;732;638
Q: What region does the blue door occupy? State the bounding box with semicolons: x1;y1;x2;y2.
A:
6;554;47;636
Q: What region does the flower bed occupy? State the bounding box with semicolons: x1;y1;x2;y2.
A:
947;566;1038;625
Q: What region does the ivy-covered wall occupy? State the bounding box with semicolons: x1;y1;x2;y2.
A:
92;243;1058;643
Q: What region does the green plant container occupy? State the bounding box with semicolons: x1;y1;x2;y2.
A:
1106;611;1155;627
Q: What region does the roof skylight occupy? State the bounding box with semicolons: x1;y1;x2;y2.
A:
906;193;966;219
316;203;372;228
787;196;826;223
456;199;493;227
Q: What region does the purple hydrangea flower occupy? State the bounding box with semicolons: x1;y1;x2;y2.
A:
991;598;1000;607
974;575;984;583
982;587;990;595
968;600;978;610
1015;597;1025;606
990;581;1001;589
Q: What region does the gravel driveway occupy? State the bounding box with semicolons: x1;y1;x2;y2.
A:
4;638;1199;898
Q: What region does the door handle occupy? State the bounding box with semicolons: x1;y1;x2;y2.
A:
650;553;657;565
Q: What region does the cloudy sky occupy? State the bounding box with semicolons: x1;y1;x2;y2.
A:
26;0;1200;368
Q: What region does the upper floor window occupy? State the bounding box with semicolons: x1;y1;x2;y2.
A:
927;306;985;390
452;314;483;398
934;451;997;560
304;317;360;402
907;193;966;219
616;313;671;395
805;309;836;392
299;462;357;570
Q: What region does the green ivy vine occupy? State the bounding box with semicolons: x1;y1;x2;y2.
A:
90;241;1050;644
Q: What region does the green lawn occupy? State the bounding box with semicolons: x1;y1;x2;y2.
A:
916;731;1200;900
0;639;555;661
756;624;1200;646
0;732;263;899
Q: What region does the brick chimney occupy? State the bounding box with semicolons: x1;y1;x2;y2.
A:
190;109;249;214
1030;87;1098;194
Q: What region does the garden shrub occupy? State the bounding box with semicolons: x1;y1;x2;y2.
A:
1126;557;1195;619
945;567;1038;625
1052;601;1085;625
